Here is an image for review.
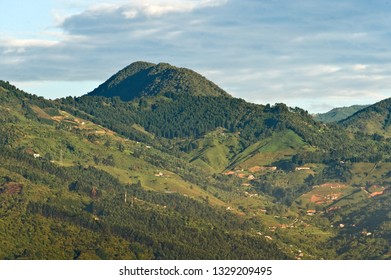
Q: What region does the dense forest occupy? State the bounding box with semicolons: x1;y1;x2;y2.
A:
0;146;288;259
60;92;389;165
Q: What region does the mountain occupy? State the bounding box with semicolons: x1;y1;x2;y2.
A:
313;105;369;123
65;62;389;201
0;80;289;260
85;62;377;164
87;61;230;101
75;69;380;175
340;98;391;137
2;61;391;260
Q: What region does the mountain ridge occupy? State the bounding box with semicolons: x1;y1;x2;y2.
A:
339;97;391;136
314;105;369;123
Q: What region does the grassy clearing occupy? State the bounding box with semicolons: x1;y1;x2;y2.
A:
189;129;240;172
231;130;312;169
351;162;391;186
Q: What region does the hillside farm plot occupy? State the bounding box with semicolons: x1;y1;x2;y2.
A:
350;162;391;186
297;183;356;209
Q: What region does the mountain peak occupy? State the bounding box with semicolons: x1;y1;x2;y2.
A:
87;61;231;101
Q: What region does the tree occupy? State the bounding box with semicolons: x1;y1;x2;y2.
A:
102;155;115;166
117;142;125;152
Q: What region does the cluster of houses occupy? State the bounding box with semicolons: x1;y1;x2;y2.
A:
223;170;256;181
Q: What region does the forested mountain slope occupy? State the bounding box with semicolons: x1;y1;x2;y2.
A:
0;80;289;259
314;105;368;123
64;63;385;172
87;61;230;101
340;98;391;137
2;60;391;260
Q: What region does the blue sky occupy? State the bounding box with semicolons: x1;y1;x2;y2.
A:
1;0;391;112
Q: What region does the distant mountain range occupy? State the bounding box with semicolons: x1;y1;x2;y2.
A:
1;62;391;260
313;105;369;123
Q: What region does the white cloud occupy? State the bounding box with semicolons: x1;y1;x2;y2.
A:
61;0;227;23
142;2;196;17
137;0;226;16
308;65;341;75
196;60;391;113
352;64;368;71
1;38;59;48
1;38;59;56
351;32;367;39
131;28;161;38
58;0;228;37
292;32;368;44
122;9;139;19
140;0;227;16
87;3;122;13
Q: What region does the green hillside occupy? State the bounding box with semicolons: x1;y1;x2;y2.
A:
340;98;391;137
314;105;369;123
2;60;391;260
229;130;310;169
0;80;292;259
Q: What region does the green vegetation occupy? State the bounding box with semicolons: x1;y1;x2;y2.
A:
341;98;391;137
314;105;368;123
0;80;289;259
1;60;391;260
88;62;230;101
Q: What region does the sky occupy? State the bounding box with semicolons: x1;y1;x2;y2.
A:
1;0;391;113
